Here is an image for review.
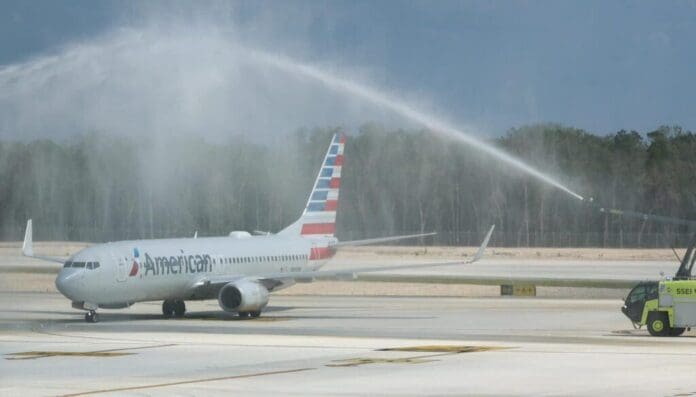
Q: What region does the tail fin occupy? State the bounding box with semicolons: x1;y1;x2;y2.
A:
279;133;345;238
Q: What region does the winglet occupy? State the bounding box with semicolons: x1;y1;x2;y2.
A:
472;225;495;263
22;219;33;257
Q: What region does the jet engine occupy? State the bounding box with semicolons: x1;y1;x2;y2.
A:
217;280;269;313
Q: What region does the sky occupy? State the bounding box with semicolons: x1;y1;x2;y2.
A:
0;0;694;139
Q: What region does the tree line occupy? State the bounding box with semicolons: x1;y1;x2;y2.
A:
1;124;695;247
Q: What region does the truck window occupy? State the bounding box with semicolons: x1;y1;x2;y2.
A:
629;286;645;303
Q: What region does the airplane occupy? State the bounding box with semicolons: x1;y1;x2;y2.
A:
21;133;495;323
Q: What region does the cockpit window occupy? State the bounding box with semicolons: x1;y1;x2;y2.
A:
71;262;86;268
63;261;72;268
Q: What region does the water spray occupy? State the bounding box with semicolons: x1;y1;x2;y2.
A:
249;50;696;229
245;48;586;202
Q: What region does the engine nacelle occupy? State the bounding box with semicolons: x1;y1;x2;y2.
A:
217;280;269;313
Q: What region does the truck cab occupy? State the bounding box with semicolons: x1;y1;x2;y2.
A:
622;281;658;325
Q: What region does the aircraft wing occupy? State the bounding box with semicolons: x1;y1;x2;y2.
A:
22;219;67;264
192;226;494;292
333;232;436;247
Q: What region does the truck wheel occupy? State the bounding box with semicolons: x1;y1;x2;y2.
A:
647;312;669;336
669;327;686;337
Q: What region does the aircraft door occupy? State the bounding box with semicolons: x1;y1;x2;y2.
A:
115;254;127;282
309;242;318;270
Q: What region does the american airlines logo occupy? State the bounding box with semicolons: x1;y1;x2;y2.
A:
141;252;213;276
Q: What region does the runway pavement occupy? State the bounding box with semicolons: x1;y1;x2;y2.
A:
2;291;696;396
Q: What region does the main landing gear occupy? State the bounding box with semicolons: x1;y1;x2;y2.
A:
85;310;99;323
162;300;186;318
238;311;261;319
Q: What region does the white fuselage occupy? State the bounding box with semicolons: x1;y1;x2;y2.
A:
55;234;335;307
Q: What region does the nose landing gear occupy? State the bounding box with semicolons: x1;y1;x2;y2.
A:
85;310;99;323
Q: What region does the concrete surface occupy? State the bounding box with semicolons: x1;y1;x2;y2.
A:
2;291;696;396
1;243;693;396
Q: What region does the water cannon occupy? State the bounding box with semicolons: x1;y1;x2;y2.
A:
581;195;696;228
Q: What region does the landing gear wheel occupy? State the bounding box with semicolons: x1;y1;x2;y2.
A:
238;312;249;318
647;312;669;336
173;301;186;318
85;310;99;323
162;300;175;318
250;311;261;318
670;327;686;337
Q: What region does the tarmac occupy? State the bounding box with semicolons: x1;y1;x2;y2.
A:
2;244;696;396
3;291;696;396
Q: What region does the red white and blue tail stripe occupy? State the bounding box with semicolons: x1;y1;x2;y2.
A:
279;133;345;238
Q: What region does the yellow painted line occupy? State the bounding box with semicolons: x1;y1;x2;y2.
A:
328;345;509;367
5;344;175;360
6;351;134;360
327;356;438;367
62;367;315;396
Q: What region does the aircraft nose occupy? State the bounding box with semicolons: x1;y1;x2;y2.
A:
55;269;81;299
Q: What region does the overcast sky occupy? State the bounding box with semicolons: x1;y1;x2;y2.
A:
1;0;694;138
